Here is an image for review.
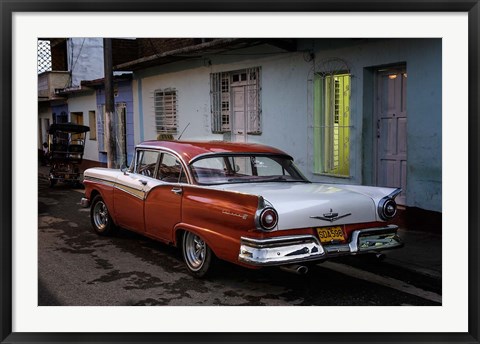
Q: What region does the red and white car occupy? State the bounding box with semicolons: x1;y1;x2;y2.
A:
81;140;403;277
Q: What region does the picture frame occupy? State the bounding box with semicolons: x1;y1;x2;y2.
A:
1;1;479;343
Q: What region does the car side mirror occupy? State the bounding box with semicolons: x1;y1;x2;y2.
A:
121;164;129;174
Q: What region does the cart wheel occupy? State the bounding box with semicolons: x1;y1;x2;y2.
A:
90;195;116;235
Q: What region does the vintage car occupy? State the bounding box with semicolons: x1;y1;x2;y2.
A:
81;140;403;277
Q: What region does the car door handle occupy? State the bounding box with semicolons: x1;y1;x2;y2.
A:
139;179;148;185
171;187;183;195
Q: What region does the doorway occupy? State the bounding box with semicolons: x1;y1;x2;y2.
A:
374;66;407;205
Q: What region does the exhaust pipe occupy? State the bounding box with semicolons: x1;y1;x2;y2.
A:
280;264;309;275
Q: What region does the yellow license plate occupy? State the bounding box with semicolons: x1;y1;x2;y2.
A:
317;226;345;243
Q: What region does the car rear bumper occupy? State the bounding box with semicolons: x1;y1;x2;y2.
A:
80;197;90;208
238;225;403;266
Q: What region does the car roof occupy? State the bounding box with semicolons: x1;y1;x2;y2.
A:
137;140;291;164
49;123;90;134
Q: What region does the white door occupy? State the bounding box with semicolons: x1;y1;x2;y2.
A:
232;85;247;142
375;67;407;205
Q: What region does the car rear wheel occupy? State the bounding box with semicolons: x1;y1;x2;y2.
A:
182;231;215;278
90;195;116;235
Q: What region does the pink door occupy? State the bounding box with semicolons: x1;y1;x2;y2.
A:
375;67;407;205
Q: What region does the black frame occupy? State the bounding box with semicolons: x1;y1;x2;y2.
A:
1;1;478;343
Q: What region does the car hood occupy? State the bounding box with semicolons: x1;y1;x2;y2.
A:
210;182;393;230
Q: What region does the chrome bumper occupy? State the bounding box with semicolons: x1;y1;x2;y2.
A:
238;225;403;266
80;197;90;208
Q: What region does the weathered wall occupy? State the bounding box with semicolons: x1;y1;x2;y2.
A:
67;38;104;88
38;104;52;148
95;80;135;164
132;38;441;212
67;91;99;162
304;39;442;211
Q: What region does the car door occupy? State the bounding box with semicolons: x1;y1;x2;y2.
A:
114;149;160;233
144;152;185;242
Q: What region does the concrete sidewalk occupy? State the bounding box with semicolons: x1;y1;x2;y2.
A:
37;163;441;280
383;228;441;279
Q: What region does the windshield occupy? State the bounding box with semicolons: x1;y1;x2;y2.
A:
190;154;309;185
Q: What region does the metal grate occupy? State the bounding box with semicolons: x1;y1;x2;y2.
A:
210;72;231;133
313;73;351;177
37;40;52;74
154;89;178;134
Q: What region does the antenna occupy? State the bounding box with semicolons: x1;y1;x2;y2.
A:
177;122;191;140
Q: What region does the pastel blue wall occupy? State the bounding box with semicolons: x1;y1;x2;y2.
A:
133;39;442;212
303;39;442;211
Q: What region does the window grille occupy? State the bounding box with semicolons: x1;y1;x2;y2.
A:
245;68;261;134
37;40;52;74
154;89;178;134
210;67;261;134
313;73;351;177
210;72;231;133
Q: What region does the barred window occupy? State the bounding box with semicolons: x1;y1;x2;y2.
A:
210;68;261;134
210;72;231;133
313;73;351;177
154;88;178;134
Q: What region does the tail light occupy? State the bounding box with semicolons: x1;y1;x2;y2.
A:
256;197;278;231
259;208;278;230
378;188;402;221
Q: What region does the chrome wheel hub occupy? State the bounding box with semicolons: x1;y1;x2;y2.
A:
184;232;206;271
93;201;108;230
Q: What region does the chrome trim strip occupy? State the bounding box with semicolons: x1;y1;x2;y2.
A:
240;235;320;248
114;184;145;200
83;176;115;187
189;152;294;165
84;175;146;200
389;188;403;199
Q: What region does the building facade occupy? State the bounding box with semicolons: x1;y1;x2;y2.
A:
38;38;442;219
120;38;441;213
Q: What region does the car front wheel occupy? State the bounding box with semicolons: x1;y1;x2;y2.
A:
90;195;116;235
182;231;215;278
